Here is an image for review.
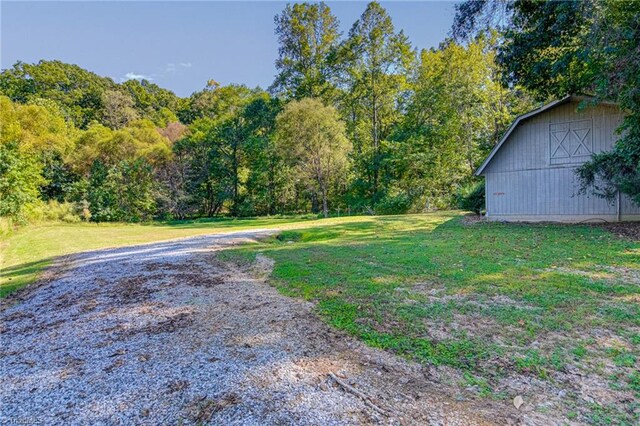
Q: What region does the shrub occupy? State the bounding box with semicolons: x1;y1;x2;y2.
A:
375;192;413;215
276;230;302;242
457;181;485;215
24;200;82;223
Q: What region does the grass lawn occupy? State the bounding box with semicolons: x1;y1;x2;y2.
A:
0;215;375;297
220;212;640;424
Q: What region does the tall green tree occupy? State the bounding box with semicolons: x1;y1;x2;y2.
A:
337;1;414;204
174;85;269;216
0;96;75;219
272;2;341;101
453;0;640;205
574;1;640;204
81;159;157;222
391;37;531;209
275;98;351;218
177;82;258;124
121;79;181;126
0;142;44;220
173;121;227;217
242;97;290;215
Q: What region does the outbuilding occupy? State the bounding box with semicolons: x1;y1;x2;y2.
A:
476;95;640;222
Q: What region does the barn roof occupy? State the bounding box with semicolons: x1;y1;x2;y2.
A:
474;95;616;176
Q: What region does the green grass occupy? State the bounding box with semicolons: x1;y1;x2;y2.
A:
220;212;640;424
0;214;375;297
3;211;639;423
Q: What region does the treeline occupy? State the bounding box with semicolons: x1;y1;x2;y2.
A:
2;1;538;223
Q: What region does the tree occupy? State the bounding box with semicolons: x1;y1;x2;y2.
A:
0;60;116;128
275;98;351;217
121;78;181;126
64;119;173;221
390;36;532;208
240;96;290;215
0;142;44;220
0;96;75;219
272;2;341;101
101;89;139;129
452;0;640;205
575;0;640;205
337;1;414;204
177;85;268;216
84;159;157;222
69;120;171;175
174;118;229;217
452;0;512;42
177;83;258;124
498;1;598;99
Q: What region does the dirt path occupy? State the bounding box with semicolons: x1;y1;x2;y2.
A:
1;231;521;425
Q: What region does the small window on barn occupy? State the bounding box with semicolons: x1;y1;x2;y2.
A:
549;119;593;165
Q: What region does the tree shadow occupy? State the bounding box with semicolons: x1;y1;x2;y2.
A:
1;258;56;297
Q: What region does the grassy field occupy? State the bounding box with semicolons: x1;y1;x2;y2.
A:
0;215;375;297
220;212;640;424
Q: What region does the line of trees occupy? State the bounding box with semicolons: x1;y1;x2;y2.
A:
8;1;633;223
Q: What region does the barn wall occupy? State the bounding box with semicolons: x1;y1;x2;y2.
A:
483;101;640;222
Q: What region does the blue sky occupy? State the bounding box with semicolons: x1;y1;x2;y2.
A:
1;1;458;97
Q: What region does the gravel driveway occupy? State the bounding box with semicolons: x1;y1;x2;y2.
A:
1;231;518;425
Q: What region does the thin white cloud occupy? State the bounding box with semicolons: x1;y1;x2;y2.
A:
122;72;153;82
165;62;192;73
119;62;191;83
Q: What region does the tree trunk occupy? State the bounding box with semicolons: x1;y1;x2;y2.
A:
232;142;239;216
321;186;328;218
371;73;379;197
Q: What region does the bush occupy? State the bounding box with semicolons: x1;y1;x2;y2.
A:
457;182;485;215
276;230;302;242
375;192;413;215
24;200;82;223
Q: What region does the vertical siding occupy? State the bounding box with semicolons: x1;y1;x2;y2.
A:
622;194;640;215
483;101;635;221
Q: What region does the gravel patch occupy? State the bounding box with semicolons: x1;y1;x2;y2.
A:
1;230;518;425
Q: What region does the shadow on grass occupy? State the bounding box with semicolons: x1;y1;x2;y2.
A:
0;258;55;297
156;215;322;230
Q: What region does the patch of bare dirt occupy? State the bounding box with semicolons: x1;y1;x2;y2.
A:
184;393;241;423
113;275;159;304
593;221;640;241
545;265;640;285
461;214;485;225
137;311;194;335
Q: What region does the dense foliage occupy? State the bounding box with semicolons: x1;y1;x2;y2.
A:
275;98;351;217
456;182;485;215
1;1;532;222
454;0;640;205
